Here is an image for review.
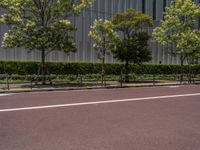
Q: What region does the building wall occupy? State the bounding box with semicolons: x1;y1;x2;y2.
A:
0;0;197;64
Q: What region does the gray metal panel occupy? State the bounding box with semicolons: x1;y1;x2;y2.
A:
147;0;153;18
129;0;136;9
136;0;142;11
157;0;163;21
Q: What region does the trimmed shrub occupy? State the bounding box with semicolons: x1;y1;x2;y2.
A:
0;61;199;75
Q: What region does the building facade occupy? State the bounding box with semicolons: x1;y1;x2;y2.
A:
0;0;198;64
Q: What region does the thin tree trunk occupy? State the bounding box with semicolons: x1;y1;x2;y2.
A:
180;55;184;84
188;56;192;84
124;30;130;83
101;56;105;87
101;38;106;87
41;49;46;85
125;60;129;83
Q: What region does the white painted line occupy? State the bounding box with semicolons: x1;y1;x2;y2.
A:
0;94;13;97
0;93;200;112
167;86;180;88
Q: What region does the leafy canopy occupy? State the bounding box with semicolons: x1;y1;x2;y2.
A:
0;0;94;53
177;29;200;58
111;8;153;64
153;0;200;57
89;19;119;60
112;32;152;64
112;8;153;36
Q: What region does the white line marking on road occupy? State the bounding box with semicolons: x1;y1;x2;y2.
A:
0;94;13;97
0;93;200;112
167;86;180;88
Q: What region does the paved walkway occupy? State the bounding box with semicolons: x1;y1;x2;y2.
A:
0;80;193;93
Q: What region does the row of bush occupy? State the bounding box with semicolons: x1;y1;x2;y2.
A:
0;61;199;75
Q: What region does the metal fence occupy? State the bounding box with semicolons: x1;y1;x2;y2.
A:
0;73;199;91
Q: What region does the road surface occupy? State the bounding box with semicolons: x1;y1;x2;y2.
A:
0;85;200;150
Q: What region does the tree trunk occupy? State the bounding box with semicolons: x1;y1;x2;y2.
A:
188;56;192;84
195;58;199;64
124;30;130;83
101;38;106;87
41;49;46;85
101;37;106;87
180;55;184;84
101;56;105;87
125;60;129;83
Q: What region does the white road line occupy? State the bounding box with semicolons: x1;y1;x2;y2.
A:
0;94;13;97
0;93;200;112
166;86;180;88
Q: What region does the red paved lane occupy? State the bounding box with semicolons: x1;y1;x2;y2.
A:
0;85;200;150
0;85;199;109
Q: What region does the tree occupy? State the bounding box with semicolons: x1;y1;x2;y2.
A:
89;19;119;86
111;8;153;82
176;29;200;82
153;0;200;83
0;0;94;84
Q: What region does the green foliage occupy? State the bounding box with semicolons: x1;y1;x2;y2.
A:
112;32;152;64
89;19;119;85
0;61;39;75
110;8;153;81
0;61;199;75
0;0;94;81
176;30;200;58
0;0;94;71
0;0;93;52
89;19;118;60
153;0;200;83
111;8;153;64
112;8;153;32
0;0;92;52
153;0;200;58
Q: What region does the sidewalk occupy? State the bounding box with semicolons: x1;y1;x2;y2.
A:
1;80;197;93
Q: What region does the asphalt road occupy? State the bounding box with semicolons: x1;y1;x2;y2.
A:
0;85;200;150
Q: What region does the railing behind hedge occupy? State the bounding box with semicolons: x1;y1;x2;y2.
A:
0;73;199;91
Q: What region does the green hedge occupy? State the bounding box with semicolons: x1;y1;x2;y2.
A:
0;61;199;75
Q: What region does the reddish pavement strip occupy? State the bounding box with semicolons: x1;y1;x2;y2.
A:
0;85;200;150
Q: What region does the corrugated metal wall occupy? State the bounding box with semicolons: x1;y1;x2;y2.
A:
0;0;197;64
